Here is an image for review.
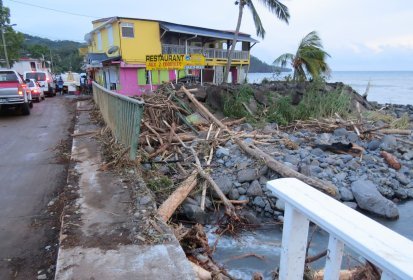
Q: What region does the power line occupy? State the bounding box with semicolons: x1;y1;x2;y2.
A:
6;0;100;19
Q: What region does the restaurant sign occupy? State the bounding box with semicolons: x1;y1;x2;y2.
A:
145;54;205;70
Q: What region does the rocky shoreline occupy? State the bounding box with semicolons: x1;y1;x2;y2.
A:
179;103;413;222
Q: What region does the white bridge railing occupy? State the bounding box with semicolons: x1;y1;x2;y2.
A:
267;178;413;280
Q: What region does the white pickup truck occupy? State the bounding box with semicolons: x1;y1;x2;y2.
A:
0;69;32;115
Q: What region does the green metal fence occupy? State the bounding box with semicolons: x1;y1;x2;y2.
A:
92;82;144;160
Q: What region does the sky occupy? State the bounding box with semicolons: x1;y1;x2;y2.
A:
4;0;413;71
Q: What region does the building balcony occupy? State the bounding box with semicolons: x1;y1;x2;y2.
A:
162;44;250;65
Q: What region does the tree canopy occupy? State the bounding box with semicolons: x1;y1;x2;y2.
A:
0;5;24;67
273;31;330;81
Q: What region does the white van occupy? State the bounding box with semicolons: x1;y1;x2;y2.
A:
23;71;56;97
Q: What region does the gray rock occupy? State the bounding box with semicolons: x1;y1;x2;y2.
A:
402;150;413;161
334;128;348;137
228;188;240;200
253;196;266;208
37;275;47;280
351;180;399;219
311;148;324;157
380;135;397;151
237;169;258;183
144;146;155;154
139;195;152;206
343;202;358;210
182;203;208;224
299;164;312;177
394;188;408;199
237;187;246;195
247;180;263;196
214;176;232;194
340;154;353;163
336;172;347;182
316;133;332;144
396;173;409;185
259;176;268;185
242;210;259;224
367;139;381;151
275;199;285;210
259;166;269;176
347;132;359;143
284;155;300;166
339;187;354;201
216;147;230;158
241;123;254;131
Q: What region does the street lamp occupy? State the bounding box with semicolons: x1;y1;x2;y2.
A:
1;23;16;69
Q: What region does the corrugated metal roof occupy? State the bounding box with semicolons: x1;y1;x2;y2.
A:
160;21;259;43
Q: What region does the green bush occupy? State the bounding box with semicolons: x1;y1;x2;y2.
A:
223;85;255;119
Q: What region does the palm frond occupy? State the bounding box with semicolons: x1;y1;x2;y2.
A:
245;1;265;38
257;0;290;24
273;53;294;68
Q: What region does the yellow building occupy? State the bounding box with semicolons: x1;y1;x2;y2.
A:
84;17;258;95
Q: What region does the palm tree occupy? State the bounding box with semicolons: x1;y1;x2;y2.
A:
273;31;330;81
223;0;290;83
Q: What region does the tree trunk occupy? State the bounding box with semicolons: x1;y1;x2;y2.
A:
157;170;198;222
223;1;244;84
181;86;339;198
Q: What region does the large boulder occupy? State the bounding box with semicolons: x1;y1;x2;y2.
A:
351;180;399;219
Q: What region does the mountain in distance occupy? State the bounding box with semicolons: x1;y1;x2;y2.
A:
249;55;290;73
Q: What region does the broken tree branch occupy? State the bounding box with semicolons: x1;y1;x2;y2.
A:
157;170;198;222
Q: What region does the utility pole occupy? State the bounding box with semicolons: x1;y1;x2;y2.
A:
0;0;10;68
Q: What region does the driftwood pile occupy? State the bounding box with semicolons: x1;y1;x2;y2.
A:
134;84;343;279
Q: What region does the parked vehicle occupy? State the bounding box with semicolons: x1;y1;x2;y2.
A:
23;71;56;97
0;69;32;115
26;79;45;102
60;72;81;93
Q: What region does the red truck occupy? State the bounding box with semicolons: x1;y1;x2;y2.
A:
0;69;32;115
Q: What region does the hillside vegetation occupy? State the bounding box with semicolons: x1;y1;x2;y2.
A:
21;34;85;73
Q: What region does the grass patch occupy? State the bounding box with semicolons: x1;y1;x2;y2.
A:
391;113;409;129
147;176;174;194
222;81;351;126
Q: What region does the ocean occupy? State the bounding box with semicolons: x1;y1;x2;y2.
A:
247;71;413;105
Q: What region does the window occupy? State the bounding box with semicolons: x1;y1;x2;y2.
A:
107;25;114;46
97;31;102;50
121;23;134;38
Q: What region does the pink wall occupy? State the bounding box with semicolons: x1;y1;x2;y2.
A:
117;67;158;96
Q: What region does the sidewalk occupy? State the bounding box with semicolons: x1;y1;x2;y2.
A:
54;100;195;280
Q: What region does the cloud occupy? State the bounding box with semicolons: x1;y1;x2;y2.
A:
364;35;413;53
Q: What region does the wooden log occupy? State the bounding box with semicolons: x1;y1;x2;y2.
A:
378;129;411;135
222;117;246;126
180;86;339;198
236;140;338;197
189;261;212;280
71;130;99;137
157;170;198;222
139;132;196;145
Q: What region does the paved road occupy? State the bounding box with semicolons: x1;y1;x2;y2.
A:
0;97;73;279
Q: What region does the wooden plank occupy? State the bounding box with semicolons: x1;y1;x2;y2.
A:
279;203;309;280
323;235;344;279
267;178;413;280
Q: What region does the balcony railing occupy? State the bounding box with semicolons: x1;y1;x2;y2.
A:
162;44;249;60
